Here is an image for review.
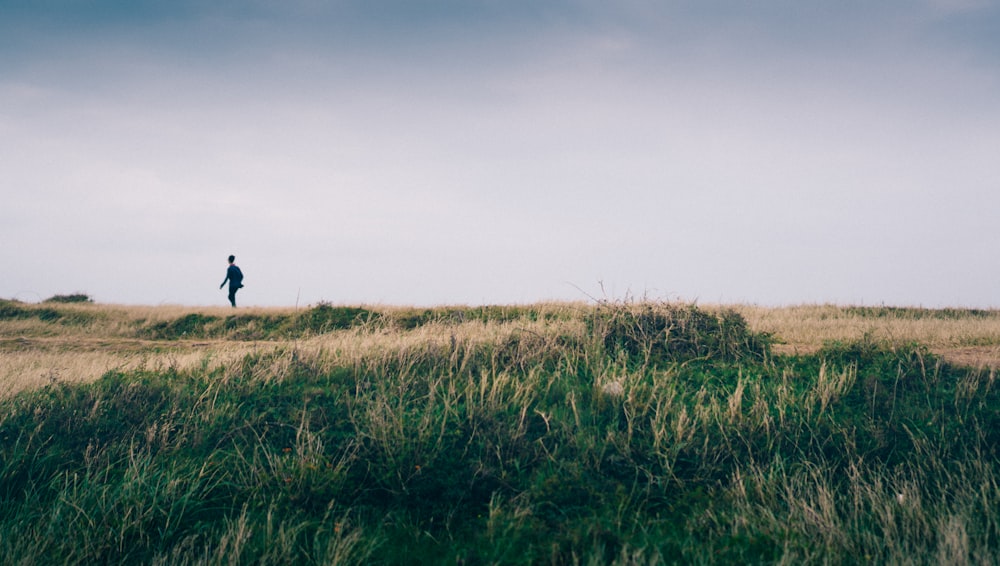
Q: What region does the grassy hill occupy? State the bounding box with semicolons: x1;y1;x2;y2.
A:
2;299;1000;564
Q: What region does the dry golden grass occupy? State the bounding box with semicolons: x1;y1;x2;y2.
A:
0;338;284;399
733;303;1000;368
0;302;584;398
0;303;298;398
4;301;1000;398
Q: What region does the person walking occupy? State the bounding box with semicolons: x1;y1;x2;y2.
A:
220;255;244;307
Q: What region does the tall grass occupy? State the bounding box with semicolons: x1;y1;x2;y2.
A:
2;300;999;563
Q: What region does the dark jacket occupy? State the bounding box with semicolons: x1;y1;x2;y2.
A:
222;264;244;288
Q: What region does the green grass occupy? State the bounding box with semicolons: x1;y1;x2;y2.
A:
841;305;996;320
2;302;999;564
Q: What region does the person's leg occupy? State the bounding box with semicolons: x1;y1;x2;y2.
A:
228;287;237;307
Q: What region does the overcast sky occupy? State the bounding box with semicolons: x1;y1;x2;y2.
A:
3;1;999;307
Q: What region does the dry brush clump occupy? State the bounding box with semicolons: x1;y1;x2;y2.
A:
588;300;772;368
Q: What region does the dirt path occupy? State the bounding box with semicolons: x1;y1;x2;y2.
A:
932;346;1000;370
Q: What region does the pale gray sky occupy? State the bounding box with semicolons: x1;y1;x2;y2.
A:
3;1;999;307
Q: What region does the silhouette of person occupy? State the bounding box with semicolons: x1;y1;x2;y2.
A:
220;255;244;307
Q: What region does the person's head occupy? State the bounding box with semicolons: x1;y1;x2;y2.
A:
228;255;235;264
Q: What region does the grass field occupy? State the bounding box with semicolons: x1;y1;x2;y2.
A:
2;298;1000;564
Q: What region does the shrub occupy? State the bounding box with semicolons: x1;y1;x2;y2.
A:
43;293;93;304
300;304;376;334
144;314;221;339
588;301;771;367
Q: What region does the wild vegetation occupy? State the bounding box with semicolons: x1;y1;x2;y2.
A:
2;298;1000;564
